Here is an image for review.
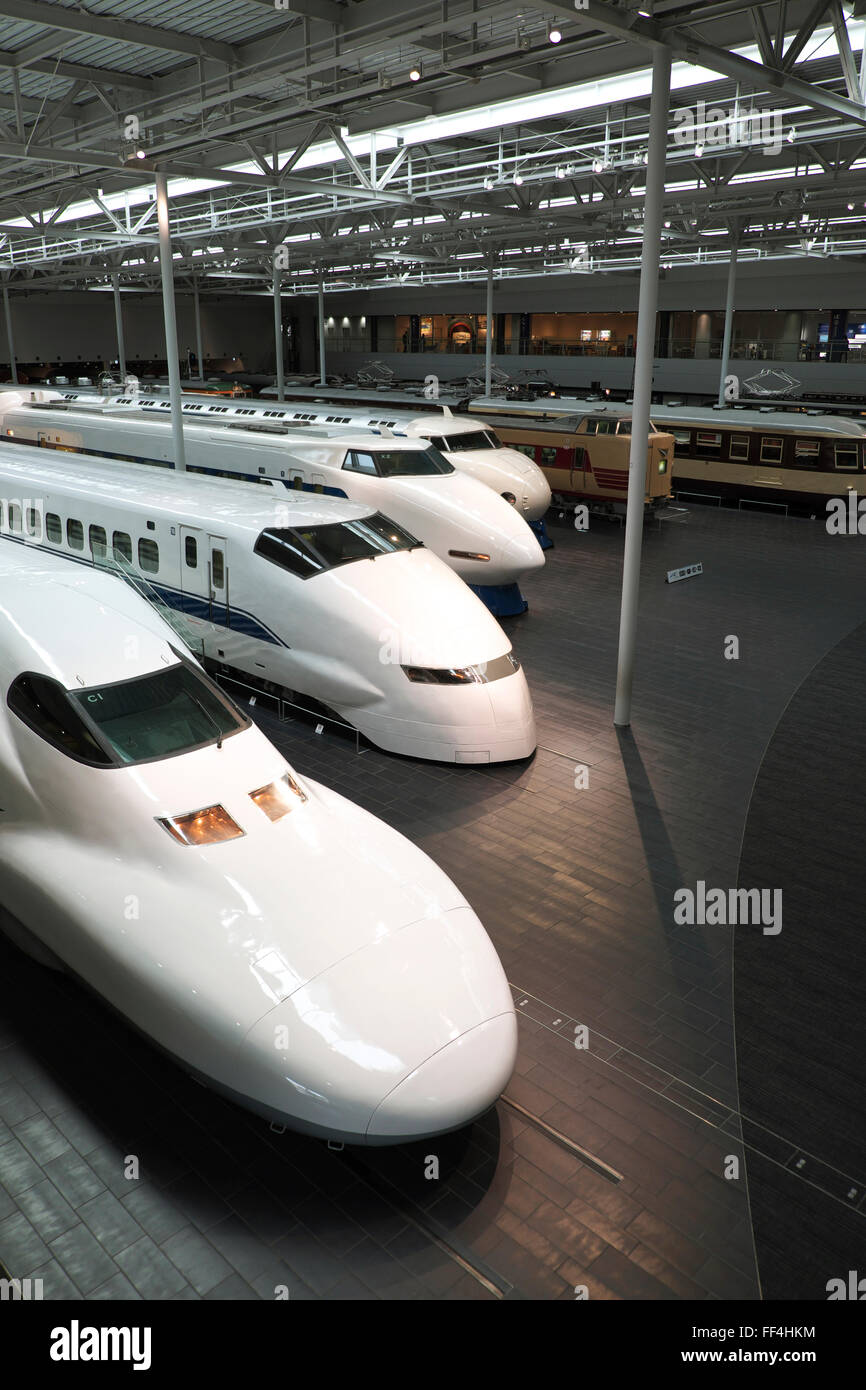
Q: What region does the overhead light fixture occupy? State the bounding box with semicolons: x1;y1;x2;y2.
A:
548;25;562;43
787;127;795;143
483;176;494;190
847;202;854;210
409;66;421;82
513;173;524;186
695;142;704;157
135;149;147;159
555;166;565;179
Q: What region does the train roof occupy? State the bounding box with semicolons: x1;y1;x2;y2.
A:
0;540;179;689
468;395;866;437
0;444;375;533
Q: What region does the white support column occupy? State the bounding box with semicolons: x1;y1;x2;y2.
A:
484;266;494;396
2;286;18;386
613;45;671;728
111;272;126;384
317;276;326;385
717;234;738;407
273;264;285;403
193;274;204;383
155;172;186;472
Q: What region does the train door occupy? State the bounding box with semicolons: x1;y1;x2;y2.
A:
208;535;230;626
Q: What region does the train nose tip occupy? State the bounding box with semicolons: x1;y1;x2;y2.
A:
366;1012;518;1141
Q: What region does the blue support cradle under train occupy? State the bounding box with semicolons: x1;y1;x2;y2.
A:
529;518;553;550
470;583;529;617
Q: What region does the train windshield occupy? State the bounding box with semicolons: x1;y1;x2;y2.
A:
429;430;503;452
71;659;249;765
255;511;423;579
345;447;454;476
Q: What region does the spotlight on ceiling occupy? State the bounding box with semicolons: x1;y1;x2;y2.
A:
694;142;704;157
555;166;565;179
135;149;147;159
513;173;524;186
787;127;795;143
409;66;421;81
548;24;562;43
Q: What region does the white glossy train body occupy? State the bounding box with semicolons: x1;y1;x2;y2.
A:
0;391;545;589
0;446;536;763
0;544;517;1143
123;394;550;520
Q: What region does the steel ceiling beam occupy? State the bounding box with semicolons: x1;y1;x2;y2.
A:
0;48;156;91
0;0;239;66
532;0;866;126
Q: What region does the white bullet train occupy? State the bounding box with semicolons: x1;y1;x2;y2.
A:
0;391;545;595
41;388;552;521
0;543;518;1143
0;445;537;763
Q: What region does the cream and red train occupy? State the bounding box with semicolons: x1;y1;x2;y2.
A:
0;445;536;763
467;395;866;510
0;544;517;1143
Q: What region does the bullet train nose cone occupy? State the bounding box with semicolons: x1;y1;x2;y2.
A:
366;1012;518;1141
509;532;546;574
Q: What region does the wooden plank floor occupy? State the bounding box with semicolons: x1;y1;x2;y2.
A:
1;502;864;1299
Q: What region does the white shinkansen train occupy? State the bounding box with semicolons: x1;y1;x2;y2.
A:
0;446;536;763
0;392;545;599
0;543;518;1143
46;389;552;521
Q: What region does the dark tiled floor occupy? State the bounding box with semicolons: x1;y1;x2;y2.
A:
1;503;865;1299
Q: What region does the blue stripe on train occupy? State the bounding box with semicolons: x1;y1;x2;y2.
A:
0;535;286;648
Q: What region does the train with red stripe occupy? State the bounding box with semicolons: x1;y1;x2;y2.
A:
463;406;675;513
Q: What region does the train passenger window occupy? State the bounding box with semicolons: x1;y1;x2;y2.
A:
671;429;692;446
46;513;62;545
515;444;538;462
834;443;859;471
26;507;42;539
540;447;559;467
7;672;112;767
696;431;722;448
344;451;379;475
760;437;784;464
794;439;820;459
7;502;22;533
67;518;84;550
212;550;225;588
185;536;197;567
89;525;107;557
292;475;304;489
138;538;159;573
113;532;132;564
729;435;750;460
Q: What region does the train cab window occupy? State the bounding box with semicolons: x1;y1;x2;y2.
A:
615;421;632;435
834;443;859;471
211;550;225;588
184;536;197;568
729;435;750;460
344;451;379;475
7;502;22;533
89;525;107;558
760;436;784;465
46;513;62;545
71;657;249;766
254;512;421;580
67;518;84;550
7;673;112;767
138;538;159;573
113;531;132;564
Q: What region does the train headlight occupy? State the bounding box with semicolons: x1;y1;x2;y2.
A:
658;452;668;473
157;804;245;846
403;665;482;685
249;772;308;821
447;550;490;562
